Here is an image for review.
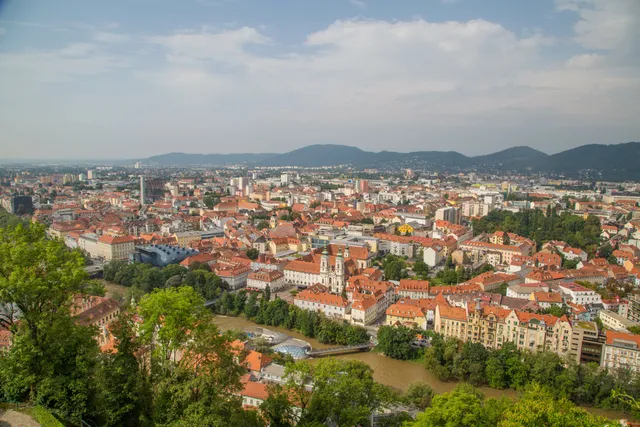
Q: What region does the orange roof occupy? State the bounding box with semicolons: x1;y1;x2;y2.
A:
180;253;215;266
352;296;377;311
295;289;349;307
398;279;431;292
437;304;467;321
244;350;273;372
98;235;137;245
241;380;269;400
386;303;425;318
532;292;563;304
285;260;321;274
514;311;560;326
606;330;640;347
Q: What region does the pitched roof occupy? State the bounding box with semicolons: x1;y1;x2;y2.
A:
386;303;425;318
244;350;273;372
437;304;467;321
241;380;269;400
294;289;349;307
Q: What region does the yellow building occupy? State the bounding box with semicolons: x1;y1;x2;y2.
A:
397;224;414;235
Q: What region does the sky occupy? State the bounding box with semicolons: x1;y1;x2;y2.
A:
0;0;639;159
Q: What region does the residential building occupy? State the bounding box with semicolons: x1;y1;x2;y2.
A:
215;264;251;290
601;330;640;373
247;269;286;292
396;279;431;299
569;321;603;364
599;309;640;331
386;304;427;330
530;291;564;309
294;285;349;319
435;207;460;224
506;282;549;300
558;282;603;306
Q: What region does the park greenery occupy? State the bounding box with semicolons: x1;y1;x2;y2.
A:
472;208;602;251
0;207;29;229
376;325;422;360
423;334;640;417
406;383;618;427
102;259;228;301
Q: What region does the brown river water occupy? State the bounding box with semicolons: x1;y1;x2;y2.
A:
213;315;634;421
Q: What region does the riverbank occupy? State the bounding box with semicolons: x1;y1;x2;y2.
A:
213;314;635;422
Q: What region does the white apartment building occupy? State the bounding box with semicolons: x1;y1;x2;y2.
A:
294;288;349;320
246;270;286;292
558;282;602;306
599;310;640;331
601;331;640;373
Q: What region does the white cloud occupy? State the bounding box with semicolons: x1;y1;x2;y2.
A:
556;0;640;54
1;1;639;157
565;53;604;68
349;0;366;8
0;42;128;83
92;31;130;43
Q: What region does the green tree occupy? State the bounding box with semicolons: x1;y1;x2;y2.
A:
138;286;211;373
376;325;416;360
152;323;262;427
94;314;151;427
407;383;511;427
0;313;100;422
260;383;298;427
244;292;259;319
404;381;434;410
485;356;508;389
303;359;394;427
499;383;616;427
246;248;260;260
413;260;429;276
0;223;88;335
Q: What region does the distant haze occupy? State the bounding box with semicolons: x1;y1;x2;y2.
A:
0;0;639;159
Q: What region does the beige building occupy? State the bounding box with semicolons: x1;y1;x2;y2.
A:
433;301;573;357
247;269;286;292
78;233;136;261
599;309;640;331
173;231;202;248
601;330;640;373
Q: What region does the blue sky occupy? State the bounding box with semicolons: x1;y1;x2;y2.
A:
0;0;638;159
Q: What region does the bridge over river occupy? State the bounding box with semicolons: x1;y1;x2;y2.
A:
306;343;373;357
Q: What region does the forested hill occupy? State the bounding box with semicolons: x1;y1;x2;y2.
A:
144;142;640;180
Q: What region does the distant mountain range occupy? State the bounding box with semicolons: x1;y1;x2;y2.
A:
144;142;640;180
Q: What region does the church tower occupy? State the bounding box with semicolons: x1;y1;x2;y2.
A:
335;249;345;293
270;214;277;229
344;245;350;259
320;245;329;274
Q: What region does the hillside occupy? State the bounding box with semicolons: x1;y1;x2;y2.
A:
143;142;640;180
538;142;640;179
471;146;548;166
257;144;377;167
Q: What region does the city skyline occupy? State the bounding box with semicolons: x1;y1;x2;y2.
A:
1;0;639;159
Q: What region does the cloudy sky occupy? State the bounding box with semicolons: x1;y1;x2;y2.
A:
0;0;638;159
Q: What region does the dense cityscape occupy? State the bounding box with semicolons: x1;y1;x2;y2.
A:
2;0;640;425
1;156;640;426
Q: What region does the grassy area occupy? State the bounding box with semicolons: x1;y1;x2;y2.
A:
1;404;65;427
20;406;65;427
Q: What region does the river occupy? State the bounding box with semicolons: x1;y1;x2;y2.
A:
213;315;634;421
